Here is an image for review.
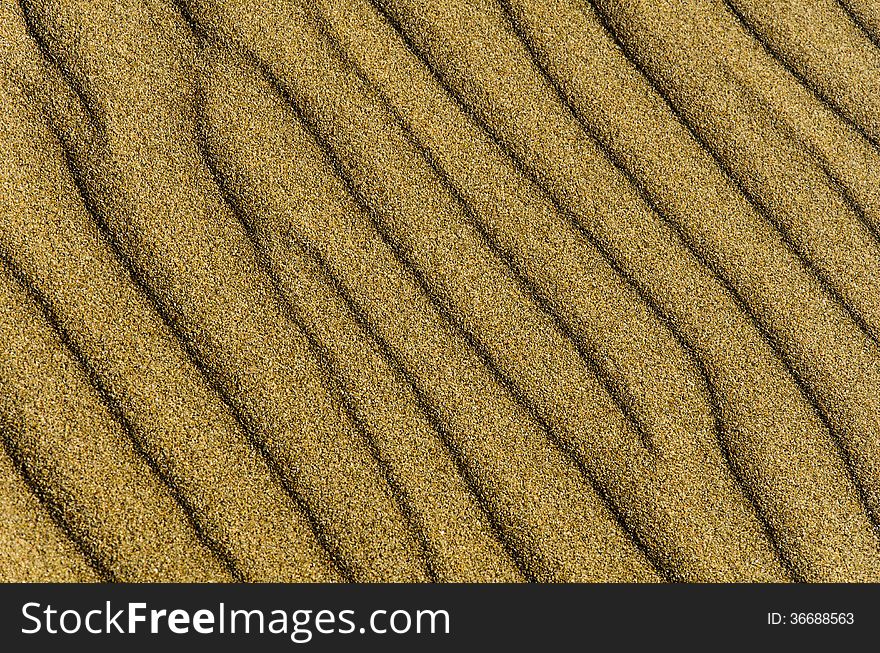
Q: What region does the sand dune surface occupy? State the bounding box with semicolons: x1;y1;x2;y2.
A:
1;0;879;582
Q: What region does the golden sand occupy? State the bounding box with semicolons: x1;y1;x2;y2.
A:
1;0;879;582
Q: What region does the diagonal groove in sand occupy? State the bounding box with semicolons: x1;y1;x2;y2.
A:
836;0;880;48
0;70;345;580
0;258;232;581
2;0;879;582
0;420;110;581
725;69;880;246
0;437;103;582
191;26;662;580
196;0;808;580
590;0;880;331
309;12;660;457
516;0;880;534
584;0;880;545
576;3;880;350
195;123;441;581
286;237;534;581
360;0;796;576
330;0;880;576
0;251;244;580
6;0;420;580
721;0;880;149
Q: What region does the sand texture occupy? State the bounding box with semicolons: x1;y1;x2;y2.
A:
1;0;879;582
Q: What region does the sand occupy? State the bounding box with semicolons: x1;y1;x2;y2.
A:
0;0;878;582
